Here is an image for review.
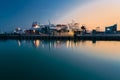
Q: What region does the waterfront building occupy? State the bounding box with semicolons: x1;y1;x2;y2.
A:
105;24;117;34
14;27;24;34
32;22;40;28
49;24;56;30
92;29;104;35
56;24;70;32
25;22;41;35
68;23;80;31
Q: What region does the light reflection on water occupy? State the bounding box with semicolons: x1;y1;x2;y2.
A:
0;40;120;80
16;39;120;62
17;40;91;49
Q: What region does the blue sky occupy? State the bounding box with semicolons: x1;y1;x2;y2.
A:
0;0;90;31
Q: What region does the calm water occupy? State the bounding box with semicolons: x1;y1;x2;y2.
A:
0;40;120;80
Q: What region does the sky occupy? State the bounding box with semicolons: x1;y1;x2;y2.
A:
59;0;120;31
0;0;120;31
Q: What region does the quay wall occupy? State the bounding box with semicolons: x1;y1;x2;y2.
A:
0;34;74;40
1;34;120;41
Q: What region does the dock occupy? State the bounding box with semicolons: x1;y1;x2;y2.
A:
1;34;120;41
0;34;74;40
76;34;120;40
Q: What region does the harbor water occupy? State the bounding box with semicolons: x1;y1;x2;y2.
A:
0;40;120;80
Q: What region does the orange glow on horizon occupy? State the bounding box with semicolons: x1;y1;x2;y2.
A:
57;0;120;31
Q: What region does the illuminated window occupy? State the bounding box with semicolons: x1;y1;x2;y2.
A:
107;28;110;31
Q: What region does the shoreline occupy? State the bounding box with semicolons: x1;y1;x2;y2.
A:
0;34;74;40
1;34;120;41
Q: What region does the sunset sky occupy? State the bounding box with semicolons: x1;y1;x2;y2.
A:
0;0;120;31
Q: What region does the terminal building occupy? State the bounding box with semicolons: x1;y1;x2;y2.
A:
105;24;117;34
25;22;41;34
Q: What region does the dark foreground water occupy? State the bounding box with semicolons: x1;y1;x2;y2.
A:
0;40;120;80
